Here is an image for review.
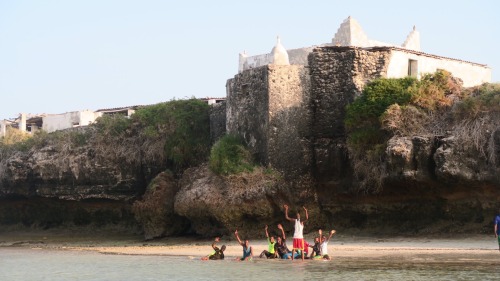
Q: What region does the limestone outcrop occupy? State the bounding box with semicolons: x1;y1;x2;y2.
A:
175;164;289;237
132;171;188;240
0;144;141;201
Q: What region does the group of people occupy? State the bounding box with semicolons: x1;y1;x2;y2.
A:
202;204;336;261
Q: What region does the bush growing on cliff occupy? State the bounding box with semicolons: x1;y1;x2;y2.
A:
92;98;211;173
133;99;211;169
345;77;416;149
345;70;462;192
209;134;254;175
451;83;500;163
454;83;500;118
0;128;90;161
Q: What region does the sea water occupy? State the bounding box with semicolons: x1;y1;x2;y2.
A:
0;248;498;281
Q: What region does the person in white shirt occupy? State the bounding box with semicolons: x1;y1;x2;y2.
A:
284;204;308;260
318;229;336;260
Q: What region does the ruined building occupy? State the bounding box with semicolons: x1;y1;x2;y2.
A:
223;17;491;178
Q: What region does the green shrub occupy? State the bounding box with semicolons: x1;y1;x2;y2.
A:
94;114;132;137
89;98;211;171
209;134;254;175
133;98;211;169
345;77;416;151
454;83;500;119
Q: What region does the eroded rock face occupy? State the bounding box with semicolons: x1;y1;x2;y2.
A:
175;164;278;237
0;144;142;201
434;135;500;184
132;171;188;240
174;164;321;237
385;136;435;183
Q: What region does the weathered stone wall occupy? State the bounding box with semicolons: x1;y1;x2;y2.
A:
226;65;313;177
308;47;391;181
209;101;226;143
226;66;269;162
267;65;312;176
308;46;391;138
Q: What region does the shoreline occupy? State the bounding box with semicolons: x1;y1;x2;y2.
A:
1;231;499;264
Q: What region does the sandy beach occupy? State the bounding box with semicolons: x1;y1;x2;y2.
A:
1;230;499;265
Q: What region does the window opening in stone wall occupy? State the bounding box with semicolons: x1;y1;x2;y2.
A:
408;59;418;77
241;84;249;95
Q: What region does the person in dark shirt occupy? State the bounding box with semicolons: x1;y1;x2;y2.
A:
309;236;321;258
201;237;225;260
208;245;226;260
274;224;292;259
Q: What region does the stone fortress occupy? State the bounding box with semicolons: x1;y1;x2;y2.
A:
220;16;491;179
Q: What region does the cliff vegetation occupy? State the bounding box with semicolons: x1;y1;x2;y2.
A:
345;70;499;193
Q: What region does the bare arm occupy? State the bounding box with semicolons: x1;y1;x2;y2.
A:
265;225;269;238
302;206;309;223
278;224;286;240
234;230;243;246
495;224;498;237
326;230;336;242
211;237;220;250
284;205;294;222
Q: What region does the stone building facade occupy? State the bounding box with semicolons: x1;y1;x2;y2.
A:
224;17;492;178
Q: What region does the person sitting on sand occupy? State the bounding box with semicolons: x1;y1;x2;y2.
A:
284;204;309;260
310;236;321;259
234;229;253;261
318;229;336;260
201;237;226;260
259;225;277;259
202;244;226;260
275;223;295;259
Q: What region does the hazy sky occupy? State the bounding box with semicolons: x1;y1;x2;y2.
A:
1;0;498;120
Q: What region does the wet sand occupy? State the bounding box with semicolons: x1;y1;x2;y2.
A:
1;231;499;264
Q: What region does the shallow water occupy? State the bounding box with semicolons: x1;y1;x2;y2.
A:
0;248;498;281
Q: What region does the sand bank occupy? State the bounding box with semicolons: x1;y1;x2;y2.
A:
1;231;498;264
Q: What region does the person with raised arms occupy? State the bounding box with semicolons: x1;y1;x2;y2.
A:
234;229;253;261
201;237;226;260
318;229;336;260
284;204;308;260
259;225;277;259
275;223;293;259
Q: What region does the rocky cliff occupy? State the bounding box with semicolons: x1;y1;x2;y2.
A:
2;125;498;238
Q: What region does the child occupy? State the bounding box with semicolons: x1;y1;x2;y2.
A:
234;229;253;261
259;225;277;258
319;229;336;260
310;236;321;259
284;204;309;260
201;237;225;260
275;224;293;259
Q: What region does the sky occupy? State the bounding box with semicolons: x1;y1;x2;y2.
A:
1;0;499;120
